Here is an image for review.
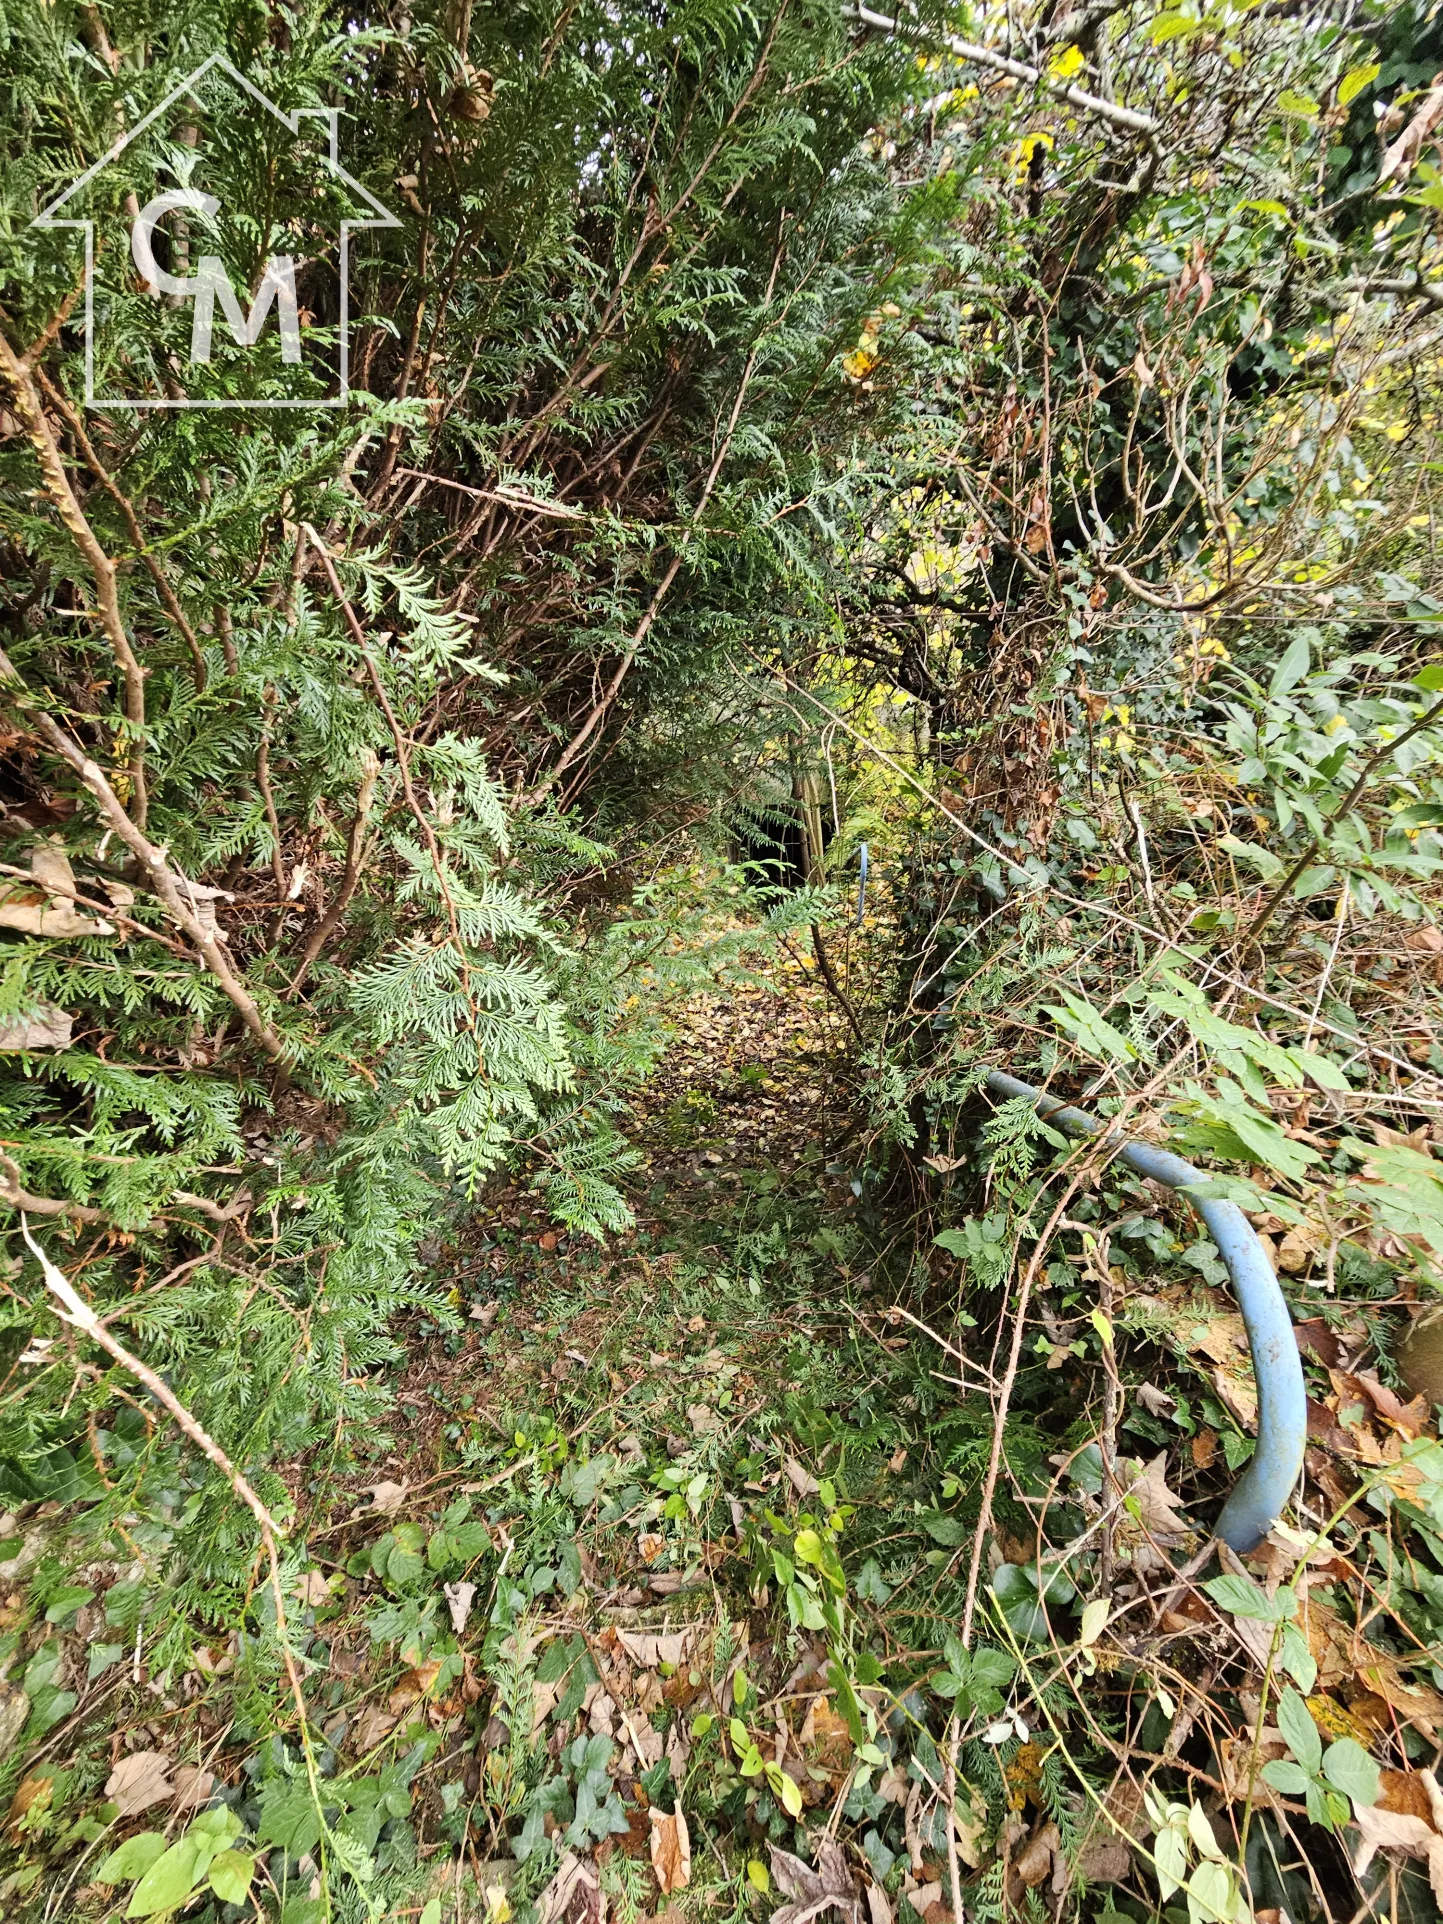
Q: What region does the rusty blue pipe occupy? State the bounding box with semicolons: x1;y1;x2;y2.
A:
983;1069;1306;1554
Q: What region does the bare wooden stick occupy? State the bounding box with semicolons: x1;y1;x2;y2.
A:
0;329;150;825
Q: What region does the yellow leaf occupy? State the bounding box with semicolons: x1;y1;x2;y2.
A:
1048;44;1085;79
1338;62;1379;108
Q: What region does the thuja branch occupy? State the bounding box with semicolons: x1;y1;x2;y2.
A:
0;647;290;1062
19;1219;318;1773
0;328;151;826
35;367;208;694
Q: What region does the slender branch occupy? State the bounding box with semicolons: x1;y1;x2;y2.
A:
1244;689;1443;945
1;1154;106;1222
847;3;1158;136
19;1218;317;1764
289;748;381;993
34;369;207;694
0;329;150;825
0;648;289;1061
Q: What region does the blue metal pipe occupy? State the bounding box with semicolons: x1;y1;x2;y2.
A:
982;1069;1306;1554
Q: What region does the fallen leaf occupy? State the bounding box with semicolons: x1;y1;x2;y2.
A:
352;1702;397;1750
105;1750;173;1816
1352;1789;1443;1906
445;1580;477;1634
1015;1821;1060;1889
686;1403;722;1436
1211;1363;1259;1433
540;1851;605;1924
171;1764;215;1810
1135;1383;1176;1418
0;1003;73;1051
388;1658;443;1713
1122;1454;1190;1544
650;1805;691;1895
363;1479;408;1515
783;1455;820;1498
7;1774;52;1831
1354;1654;1443;1737
769;1838;862;1924
615;1628;695;1669
293;1570;330;1606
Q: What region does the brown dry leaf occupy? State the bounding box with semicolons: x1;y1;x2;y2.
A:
1015;1821;1061;1889
865;1885;894;1924
1347;1370;1430;1439
388;1657;443;1714
363;1479;408;1515
7;1774;52;1833
171;1765;215;1811
1219;1730;1287;1806
293;1570;331;1606
1135;1383;1176;1418
1296;1596;1353;1690
540;1851;605;1924
769;1838;862;1924
1122;1454;1190;1545
105;1750;173;1817
783;1455;821;1498
1351;1770;1443;1907
799;1696;853;1781
352;1702;397;1751
1191;1427;1219;1471
1354;1654;1443;1738
0;1003;73;1051
686;1403;722;1436
650;1805;691;1895
616;1628;696;1669
1211;1364;1259;1433
1183;1310;1247;1365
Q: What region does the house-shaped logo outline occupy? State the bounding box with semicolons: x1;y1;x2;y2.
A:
34;53;400;410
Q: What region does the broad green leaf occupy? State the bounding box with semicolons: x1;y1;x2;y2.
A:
1261;1757;1311;1794
1280;1621;1318;1694
208;1851;255;1905
1203;1572;1279;1621
96;1833;167;1883
126;1839;202;1918
1079;1598;1109;1648
1269;633;1310;698
1414;663;1443;690
1322;1736;1380;1808
1277;88;1319;117
1186;1858;1235;1924
1277;1686;1322;1776
1337;61;1380;106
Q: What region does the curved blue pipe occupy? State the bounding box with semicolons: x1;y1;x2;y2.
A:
982;1069;1306;1554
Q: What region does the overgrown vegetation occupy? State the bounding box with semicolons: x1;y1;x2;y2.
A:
7;1;1443;1920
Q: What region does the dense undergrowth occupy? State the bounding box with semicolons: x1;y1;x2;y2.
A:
8;0;1443;1920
